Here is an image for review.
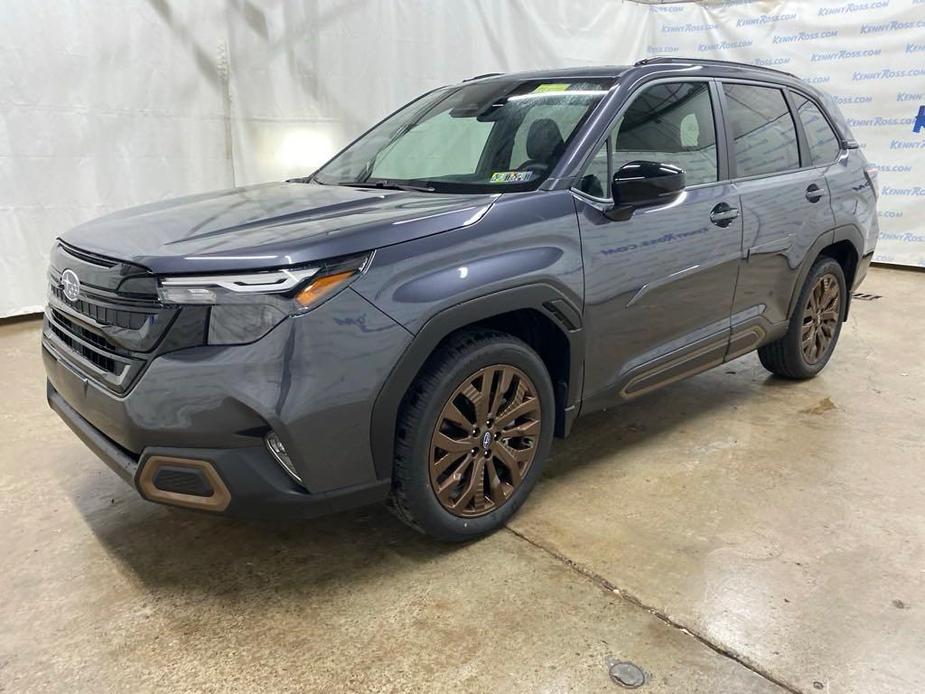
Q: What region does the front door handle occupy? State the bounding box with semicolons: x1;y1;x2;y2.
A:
710;202;740;228
806;183;827;203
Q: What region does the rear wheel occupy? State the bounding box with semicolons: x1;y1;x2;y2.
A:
758;256;847;379
390;329;554;542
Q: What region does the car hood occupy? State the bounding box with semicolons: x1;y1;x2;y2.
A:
60;182;497;274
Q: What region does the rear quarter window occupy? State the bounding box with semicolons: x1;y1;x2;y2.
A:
793;95;841;165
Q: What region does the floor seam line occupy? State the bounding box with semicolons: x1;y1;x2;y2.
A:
504;525;802;694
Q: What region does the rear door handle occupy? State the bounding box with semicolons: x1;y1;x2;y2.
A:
710;202;740;228
806;183;827;203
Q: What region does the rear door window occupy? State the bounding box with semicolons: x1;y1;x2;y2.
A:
723;83;800;178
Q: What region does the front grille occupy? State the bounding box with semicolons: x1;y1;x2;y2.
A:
49;284;151;330
45;300;144;391
42;242;184;394
50;323;118;374
51;309;118;352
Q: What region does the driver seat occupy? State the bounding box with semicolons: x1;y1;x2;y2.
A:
521;118;566;171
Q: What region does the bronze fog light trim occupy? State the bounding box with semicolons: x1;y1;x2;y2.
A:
429;364;541;518
138;456;231;512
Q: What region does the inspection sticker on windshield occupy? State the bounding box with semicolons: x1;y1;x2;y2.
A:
532;83;570;93
490;171;534;183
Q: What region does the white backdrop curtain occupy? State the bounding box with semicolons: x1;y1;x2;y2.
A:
1;0;922;317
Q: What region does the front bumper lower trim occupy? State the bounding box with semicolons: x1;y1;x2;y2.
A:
48;384;137;484
47;382;391;518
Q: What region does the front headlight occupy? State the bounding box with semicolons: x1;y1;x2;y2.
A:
157;253;371;344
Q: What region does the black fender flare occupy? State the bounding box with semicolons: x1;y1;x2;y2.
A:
786;225;864;320
368;283;584;481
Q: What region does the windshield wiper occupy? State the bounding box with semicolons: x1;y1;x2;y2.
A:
337;180;436;193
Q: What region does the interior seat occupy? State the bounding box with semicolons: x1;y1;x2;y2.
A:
519;118;566;172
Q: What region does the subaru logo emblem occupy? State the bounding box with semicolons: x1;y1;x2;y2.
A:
481;431;493;449
60;269;81;302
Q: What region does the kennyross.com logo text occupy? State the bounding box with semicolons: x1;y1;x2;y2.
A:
819;1;890;15
914;106;925;133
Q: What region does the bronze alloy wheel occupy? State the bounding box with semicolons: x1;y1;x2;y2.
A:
429;364;542;518
802;272;841;365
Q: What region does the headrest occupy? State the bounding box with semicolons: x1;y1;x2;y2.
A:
526;118;565;163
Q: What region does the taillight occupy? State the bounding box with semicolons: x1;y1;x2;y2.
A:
863;165;879;199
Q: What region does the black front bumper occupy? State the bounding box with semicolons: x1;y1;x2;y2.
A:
48;382;390;519
49;383;138;483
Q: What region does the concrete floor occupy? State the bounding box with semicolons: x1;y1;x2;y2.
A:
1;266;922;694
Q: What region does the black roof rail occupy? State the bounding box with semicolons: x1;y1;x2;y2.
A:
635;57;795;78
463;72;504;82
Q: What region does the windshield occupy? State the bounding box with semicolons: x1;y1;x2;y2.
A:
313;78;614;193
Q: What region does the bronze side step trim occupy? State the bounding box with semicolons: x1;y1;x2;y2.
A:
726;326;766;362
621;339;727;399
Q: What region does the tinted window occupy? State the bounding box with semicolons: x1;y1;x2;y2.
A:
794;95;840;164
577;138;609;198
723;84;800;177
612;82;718;186
577;81;718;196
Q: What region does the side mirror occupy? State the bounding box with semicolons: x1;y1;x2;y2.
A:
608;161;685;220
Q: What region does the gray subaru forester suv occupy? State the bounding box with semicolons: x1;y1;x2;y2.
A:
43;58;878;541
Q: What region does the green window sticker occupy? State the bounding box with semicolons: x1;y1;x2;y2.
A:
532;83;570;93
490;171;534;183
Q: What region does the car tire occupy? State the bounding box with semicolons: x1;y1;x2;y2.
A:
390;329;555;542
758;256;847;379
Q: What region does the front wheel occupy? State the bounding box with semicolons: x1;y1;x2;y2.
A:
390;329;555;542
758;256;847;379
